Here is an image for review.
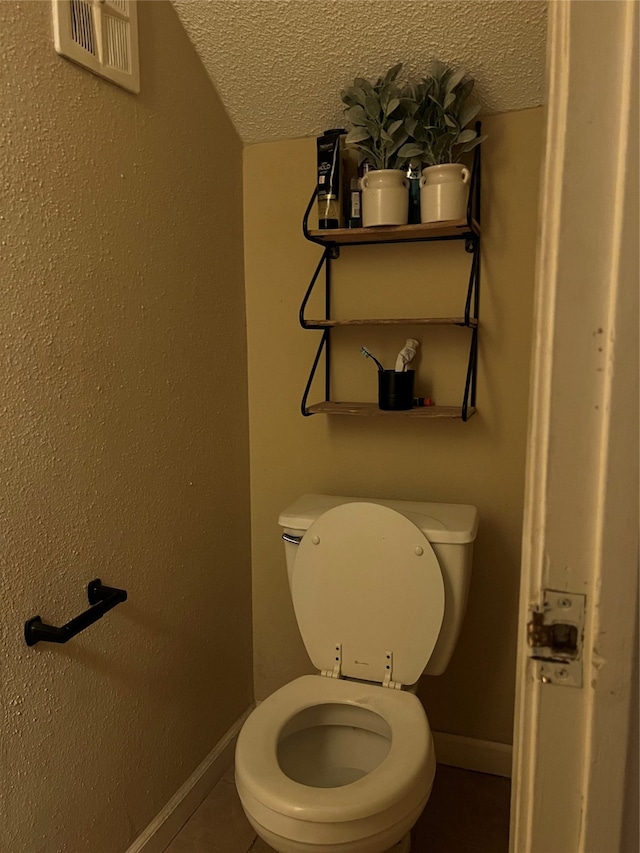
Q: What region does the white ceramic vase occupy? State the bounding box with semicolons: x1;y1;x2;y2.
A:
419;163;471;223
360;169;409;227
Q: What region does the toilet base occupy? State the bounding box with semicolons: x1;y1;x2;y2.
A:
267;836;411;853
246;812;414;853
387;833;411;853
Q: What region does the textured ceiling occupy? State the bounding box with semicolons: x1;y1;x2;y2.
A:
172;0;548;146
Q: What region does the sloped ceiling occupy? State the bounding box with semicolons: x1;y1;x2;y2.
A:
172;0;547;146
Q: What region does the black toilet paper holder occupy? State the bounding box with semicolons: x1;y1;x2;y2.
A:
24;579;127;647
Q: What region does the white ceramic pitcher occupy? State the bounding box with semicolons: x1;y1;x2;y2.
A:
361;169;409;227
419;163;471;223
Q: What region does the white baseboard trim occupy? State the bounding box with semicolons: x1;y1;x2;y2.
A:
126;704;254;853
432;731;512;778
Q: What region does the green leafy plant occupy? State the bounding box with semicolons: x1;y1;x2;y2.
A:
341;64;412;170
398;61;486;166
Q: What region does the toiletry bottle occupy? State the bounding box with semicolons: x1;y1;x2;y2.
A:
317;129;345;229
406;160;421;224
348;178;362;228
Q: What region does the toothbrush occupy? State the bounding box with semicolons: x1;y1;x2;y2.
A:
360;347;384;372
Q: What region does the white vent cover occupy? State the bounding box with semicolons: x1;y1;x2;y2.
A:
53;0;140;94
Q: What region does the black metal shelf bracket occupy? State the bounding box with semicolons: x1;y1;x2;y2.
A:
301;330;329;416
24;579;128;647
459;125;482;421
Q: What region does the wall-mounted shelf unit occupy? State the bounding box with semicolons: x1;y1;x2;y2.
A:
300;139;481;421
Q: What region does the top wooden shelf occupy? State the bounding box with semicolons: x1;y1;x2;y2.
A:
306;218;480;246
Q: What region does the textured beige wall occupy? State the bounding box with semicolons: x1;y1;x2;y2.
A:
0;3;252;852
244;107;543;745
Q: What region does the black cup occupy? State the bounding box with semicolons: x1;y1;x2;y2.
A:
378;370;415;410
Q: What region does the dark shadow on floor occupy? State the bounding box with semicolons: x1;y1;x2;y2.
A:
411;765;511;852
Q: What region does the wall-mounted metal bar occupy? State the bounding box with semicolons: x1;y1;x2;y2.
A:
299;248;330;328
461;328;479;421
324;250;332;402
302;186;320;245
301;330;329;416
24;579;127;646
466;122;483;229
463;241;480;326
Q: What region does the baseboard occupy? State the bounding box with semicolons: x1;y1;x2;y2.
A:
126;704;254;853
432;731;512;778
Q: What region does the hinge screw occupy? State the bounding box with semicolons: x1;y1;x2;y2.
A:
558;597;572;609
555;667;569;680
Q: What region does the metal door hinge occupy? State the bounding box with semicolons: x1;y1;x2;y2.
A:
527;590;586;687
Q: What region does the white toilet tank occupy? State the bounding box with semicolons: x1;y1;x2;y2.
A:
279;494;478;678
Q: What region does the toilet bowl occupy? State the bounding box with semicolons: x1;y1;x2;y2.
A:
235;496;478;853
235;675;435;853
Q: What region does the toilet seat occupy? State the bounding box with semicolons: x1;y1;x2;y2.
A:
235;675;434;825
292;502;445;686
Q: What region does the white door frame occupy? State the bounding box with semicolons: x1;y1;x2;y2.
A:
510;2;638;852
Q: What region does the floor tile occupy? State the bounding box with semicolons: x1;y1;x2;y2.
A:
247;837;276;852
164;776;257;853
412;765;511;852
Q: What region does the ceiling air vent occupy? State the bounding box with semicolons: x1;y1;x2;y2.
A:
52;0;140;94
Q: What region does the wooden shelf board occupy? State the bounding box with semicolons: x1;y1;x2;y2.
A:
306;401;476;419
304;317;477;328
307;219;480;245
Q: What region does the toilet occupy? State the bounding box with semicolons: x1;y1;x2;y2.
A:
235;494;478;853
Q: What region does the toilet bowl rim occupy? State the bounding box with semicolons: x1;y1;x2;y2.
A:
235;675;433;824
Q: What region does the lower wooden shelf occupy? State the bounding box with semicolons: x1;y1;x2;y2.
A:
306;402;476;419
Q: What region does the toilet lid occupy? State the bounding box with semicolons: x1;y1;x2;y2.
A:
292;502;445;686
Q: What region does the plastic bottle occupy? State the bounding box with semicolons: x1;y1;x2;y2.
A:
317;129;345;229
348;178;362;228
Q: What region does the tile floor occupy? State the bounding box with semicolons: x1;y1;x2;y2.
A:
164;763;511;853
